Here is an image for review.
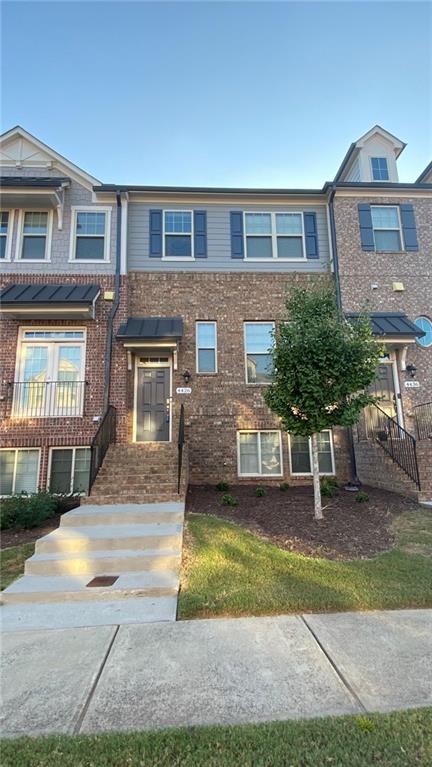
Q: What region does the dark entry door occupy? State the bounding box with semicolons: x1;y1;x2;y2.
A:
368;363;397;418
136;367;170;441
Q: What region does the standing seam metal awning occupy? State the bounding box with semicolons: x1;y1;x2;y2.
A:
346;312;425;339
117;317;183;342
0;283;100;319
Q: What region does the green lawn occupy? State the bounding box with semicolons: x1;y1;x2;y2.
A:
3;709;431;767
179;510;432;619
0;543;34;590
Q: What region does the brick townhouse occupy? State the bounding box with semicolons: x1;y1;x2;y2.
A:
1;125;431;503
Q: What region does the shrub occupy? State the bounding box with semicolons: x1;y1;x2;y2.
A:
355;490;369;503
215;481;230;492
1;491;59;531
221;494;239;507
320;477;339;497
279;482;289;491
255;486;266;497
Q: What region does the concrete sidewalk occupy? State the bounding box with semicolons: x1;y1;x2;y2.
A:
1;609;431;737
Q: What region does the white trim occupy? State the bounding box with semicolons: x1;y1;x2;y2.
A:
15;208;53;262
288;430;335;476
196;321;218;374
162;210;194;260
47;445;91;495
120;194;128;275
243;211;307;261
244;321;275;385
369;156;390;182
370;204;404;252
0;208;14;261
133;353;173;443
0;447;41;495
237;430;283;478
68;206;111;263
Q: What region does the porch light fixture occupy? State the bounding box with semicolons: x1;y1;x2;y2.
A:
406;363;417;378
182;370;192;384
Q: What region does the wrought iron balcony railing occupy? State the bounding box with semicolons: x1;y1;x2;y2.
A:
9;380;87;418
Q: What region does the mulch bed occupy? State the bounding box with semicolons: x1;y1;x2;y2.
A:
186;484;420;560
1;516;61;549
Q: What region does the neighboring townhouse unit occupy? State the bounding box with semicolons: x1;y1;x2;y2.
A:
1;124;431;504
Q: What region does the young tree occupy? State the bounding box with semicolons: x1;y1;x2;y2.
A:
264;285;382;520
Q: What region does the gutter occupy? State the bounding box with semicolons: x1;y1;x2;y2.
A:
328;184;342;310
103;192;122;411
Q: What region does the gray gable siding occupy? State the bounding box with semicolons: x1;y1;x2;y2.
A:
1;167;116;274
127;202;330;272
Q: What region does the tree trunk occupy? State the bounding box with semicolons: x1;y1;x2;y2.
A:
311;432;323;520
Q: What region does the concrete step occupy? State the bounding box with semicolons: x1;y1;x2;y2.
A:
0;596;177;631
61;503;185;526
35;523;183;555
25;548;181;576
83;494;184;505
1;570;179;604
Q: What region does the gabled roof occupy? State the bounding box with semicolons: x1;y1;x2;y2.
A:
416;160;432;184
0;126;100;188
334;124;406;182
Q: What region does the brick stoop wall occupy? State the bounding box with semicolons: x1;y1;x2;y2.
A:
417;440;432;503
354;440;424;501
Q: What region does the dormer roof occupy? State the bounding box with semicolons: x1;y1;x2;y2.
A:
334;125;406;183
416;160;432;184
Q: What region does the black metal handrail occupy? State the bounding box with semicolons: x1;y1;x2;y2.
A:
414;401;432;441
89;405;117;492
177;403;185;494
364;403;421;489
9;380;87;418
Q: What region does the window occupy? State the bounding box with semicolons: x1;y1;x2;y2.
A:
289;431;335;475
71;207;110;261
19;211;51;260
371;157;389;181
196;322;217;373
0;211;12;260
164;211;193;258
244;322;274;384
0;449;40;495
49;447;91;494
371;206;402;252
238;431;282;477
415;317;432;348
244;212;305;259
13;328;86;417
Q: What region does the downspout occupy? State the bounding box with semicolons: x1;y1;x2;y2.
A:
103;192;122;412
328;184;359;487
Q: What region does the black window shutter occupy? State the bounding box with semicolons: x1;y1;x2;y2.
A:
358;204;375;250
194;211;207;258
149;210;162;257
400;204;419;251
304;213;319;259
230;212;244;258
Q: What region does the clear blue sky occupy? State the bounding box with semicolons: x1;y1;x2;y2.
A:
2;1;431;186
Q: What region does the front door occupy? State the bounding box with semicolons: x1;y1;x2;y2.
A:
369;363;397;418
136;367;170;442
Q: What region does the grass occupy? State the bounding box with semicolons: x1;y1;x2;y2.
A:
3;709;432;767
0;543;34;590
178;510;432;619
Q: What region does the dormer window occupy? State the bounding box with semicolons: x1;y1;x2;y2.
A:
371;157;389;181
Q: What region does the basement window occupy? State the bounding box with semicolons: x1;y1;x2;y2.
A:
289;431;335;475
0;449;40;495
48;447;91;494
237;431;282;477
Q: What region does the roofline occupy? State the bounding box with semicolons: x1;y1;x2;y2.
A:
416;160;432;183
333;143;356;183
333;125;407;183
0;125;101;187
94;181;432;195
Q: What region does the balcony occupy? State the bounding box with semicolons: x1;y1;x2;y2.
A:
9;381;87;418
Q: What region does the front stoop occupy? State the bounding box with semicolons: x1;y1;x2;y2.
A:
1;501;185;632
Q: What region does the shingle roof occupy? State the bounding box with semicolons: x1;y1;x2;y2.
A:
117;316;183;340
0;283;100;305
346;312;424;338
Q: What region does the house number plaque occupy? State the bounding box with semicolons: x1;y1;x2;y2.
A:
404;381;420;388
176;387;192;394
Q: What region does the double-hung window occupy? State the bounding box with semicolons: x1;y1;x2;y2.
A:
244;212;305;259
71;207;110;261
289;431;335;475
0;211;12;260
49;447;91;494
19;211;51;260
371;157;389;181
244;322;274;384
238;431;282;477
196;322;217;373
13;329;86;418
0;449;40;495
371;206;402;252
164;211;193;258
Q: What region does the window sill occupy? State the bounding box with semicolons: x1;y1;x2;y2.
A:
244;258;308;263
162;257;196;262
68;259;110;264
238;474;283;479
291;472;336;477
196;372;218;376
16;259;51;264
245;382;272;386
